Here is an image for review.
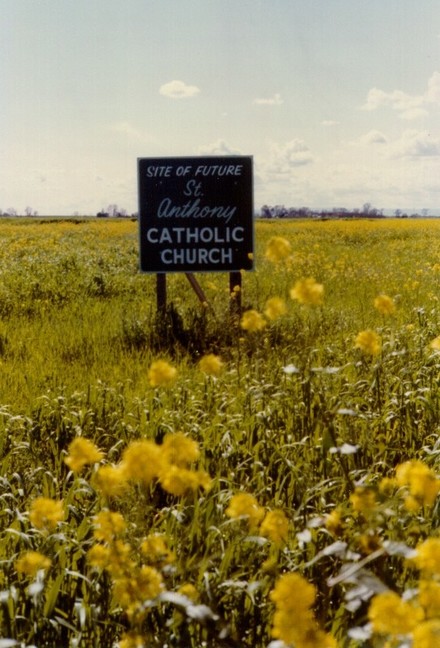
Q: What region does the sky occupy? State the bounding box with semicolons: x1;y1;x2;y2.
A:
2;0;440;215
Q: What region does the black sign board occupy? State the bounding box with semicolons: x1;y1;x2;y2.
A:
138;156;253;273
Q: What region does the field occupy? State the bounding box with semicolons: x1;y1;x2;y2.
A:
0;217;440;647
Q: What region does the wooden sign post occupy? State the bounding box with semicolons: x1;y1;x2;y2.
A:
138;156;253;314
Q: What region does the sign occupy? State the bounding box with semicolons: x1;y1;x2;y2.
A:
138;156;253;273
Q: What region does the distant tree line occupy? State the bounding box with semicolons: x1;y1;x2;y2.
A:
0;205;137;218
96;204;137;218
0;206;38;217
259;203;431;219
0;202;431;219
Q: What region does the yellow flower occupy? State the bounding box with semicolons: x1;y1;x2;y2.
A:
325;509;343;536
270;573;337;647
159;465;211;496
374;294;396;316
198;353;224;376
264;297;287;321
290;277;324;306
225;493;265;529
121;440;164;485
413;619;440;648
350;486;377;514
355;330;381;356
118;632;146;648
240;309;266;332
368;590;424;636
410;538;440;575
265;236;292;263
178;583;199;602
358;533;382;555
113;566;163;615
419;580;440;618
161;433;200;467
107;540;135;578
430;336;440;351
15;551;51;577
378;477;396;496
270;572;316;612
147;359;177;387
93;464;129;497
64;437;104;472
395;460;440;508
140;534;175;564
87;544;111;569
29;497;64;531
93;510;126;542
260;509;289;545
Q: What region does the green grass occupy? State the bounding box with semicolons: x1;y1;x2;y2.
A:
0;217;440;646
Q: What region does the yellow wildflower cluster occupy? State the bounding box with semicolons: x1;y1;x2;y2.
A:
15;551;52;578
355;329;382;356
265;236;292;263
64;437;104;472
240;296;288;333
368;571;440;646
430;336;440;351
198;353;224;376
161;433;200;467
419;579;440;618
260;510;290;544
140;534;175;565
396;459;440;510
413;620;440;648
93;510;126;542
226;493;289;545
147;359;177;387
93;463;128;497
113;566;163;615
230;283;241;299
120;440;163;486
349;486;377;516
373;294;396;316
325;509;343;537
270;573;336;647
29;497;64;532
88;510;167;621
226;493;265;529
264;296;287;321
118;632;146;648
411;537;440;575
361;462;440;646
240;309;267;332
92;433;210;499
368;590;424;636
348;460;439;524
177;582;199;602
290;277;324;306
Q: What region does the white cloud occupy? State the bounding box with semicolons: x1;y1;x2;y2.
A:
197;139;242;156
159;80;200;99
108;121;153;142
361;71;440;119
362;88;424;114
359;130;388;145
351;128;439;159
391;130;440;158
399;108;429;120
321;120;340;126
253;93;283;106
263;139;314;177
426;71;440;103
